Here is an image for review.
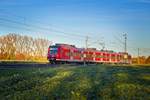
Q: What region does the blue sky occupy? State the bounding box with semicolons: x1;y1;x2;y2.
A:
0;0;150;56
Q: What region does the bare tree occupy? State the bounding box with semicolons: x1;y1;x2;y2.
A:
0;33;51;61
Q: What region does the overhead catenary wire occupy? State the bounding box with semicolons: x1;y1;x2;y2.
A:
0;17;105;49
0;22;85;41
0;19;90;43
0;17;85;38
0;9;106;48
0;9;93;38
1;9;149;57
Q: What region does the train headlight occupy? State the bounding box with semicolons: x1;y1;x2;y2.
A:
83;54;86;58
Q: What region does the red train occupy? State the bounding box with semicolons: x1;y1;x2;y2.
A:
47;43;132;64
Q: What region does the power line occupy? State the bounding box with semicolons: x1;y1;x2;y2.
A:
0;17;106;50
0;9;107;40
0;9;107;48
0;18;89;42
113;35;124;45
0;17;86;38
113;33;149;57
0;9;91;38
0;22;84;41
109;41;124;51
113;34;125;52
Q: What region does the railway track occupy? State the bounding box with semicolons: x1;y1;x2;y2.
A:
0;63;88;68
0;63;63;68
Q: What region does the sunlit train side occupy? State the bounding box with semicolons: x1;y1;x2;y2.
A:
47;44;132;64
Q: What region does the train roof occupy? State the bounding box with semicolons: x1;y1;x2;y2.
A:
50;43;130;55
55;43;76;47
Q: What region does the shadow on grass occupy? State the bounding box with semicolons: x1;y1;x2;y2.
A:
0;65;150;100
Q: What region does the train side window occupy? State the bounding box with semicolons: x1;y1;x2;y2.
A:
111;55;115;60
95;53;103;58
66;50;71;57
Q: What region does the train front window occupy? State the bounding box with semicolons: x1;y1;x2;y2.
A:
49;47;58;55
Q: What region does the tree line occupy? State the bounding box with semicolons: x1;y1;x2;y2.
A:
0;33;52;61
132;56;150;64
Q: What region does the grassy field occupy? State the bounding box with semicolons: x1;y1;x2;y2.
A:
0;64;150;100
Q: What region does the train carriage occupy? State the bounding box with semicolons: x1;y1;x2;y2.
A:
47;43;131;64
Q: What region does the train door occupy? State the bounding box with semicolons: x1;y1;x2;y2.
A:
61;47;70;60
111;53;115;63
89;51;93;62
73;49;81;61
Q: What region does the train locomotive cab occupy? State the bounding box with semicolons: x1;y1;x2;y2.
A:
47;46;59;64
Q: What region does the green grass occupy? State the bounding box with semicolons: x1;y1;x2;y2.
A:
0;65;150;100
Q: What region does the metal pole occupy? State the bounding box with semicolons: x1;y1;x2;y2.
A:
86;36;88;49
84;36;88;66
123;33;127;53
138;48;140;64
123;33;127;64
